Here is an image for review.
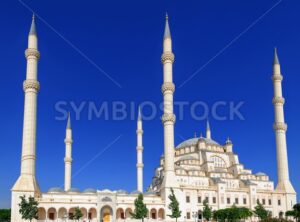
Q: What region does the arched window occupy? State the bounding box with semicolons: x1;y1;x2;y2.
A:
210;155;226;168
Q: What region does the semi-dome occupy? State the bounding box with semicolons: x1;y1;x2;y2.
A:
48;187;64;193
176;137;219;149
83;188;97;193
178;155;197;161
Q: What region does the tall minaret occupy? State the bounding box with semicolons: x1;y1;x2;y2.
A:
11;15;41;222
272;48;295;194
161;14;178;188
206;119;211;139
12;15;40;192
136;107;144;192
64;113;73;191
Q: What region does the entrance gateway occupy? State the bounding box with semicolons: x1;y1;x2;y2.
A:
101;206;113;222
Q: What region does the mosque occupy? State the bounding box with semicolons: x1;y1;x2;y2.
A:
11;15;296;222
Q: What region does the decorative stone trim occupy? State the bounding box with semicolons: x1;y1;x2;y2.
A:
272;97;285;105
136;163;144;168
25;48;40;59
161;52;175;64
161;82;175;93
21;155;36;161
136;146;144;151
136;129;144;134
64;157;73;162
64;138;73;144
272;75;283;81
273;122;287;131
161;113;176;123
23;80;40;92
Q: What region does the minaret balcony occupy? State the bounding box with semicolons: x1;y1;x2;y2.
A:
25;48;40;59
161;52;175;64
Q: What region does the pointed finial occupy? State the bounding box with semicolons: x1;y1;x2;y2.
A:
29;13;37;36
194;132;197;138
67;113;71;129
138;106;142;121
200;133;203;138
164;13;171;39
274;47;280;65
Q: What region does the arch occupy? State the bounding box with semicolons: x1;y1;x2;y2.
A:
80;207;88;219
68;208;75;220
158;208;165;219
47;207;57;220
38;207;46;220
88;208;97;220
125;208;133;218
101;205;113;222
57;207;67;220
150;208;157;219
210;155;227;168
116;208;125;219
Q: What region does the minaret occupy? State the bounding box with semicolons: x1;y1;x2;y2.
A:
11;15;40;221
64;113;73;191
272;48;295;193
136;107;144;192
206;119;211;139
161;14;178;188
12;15;40;192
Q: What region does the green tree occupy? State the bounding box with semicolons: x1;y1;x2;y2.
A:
73;207;83;222
254;201;269;221
0;209;11;222
18;195;38;222
213;207;252;222
286;203;300;222
130;194;148;222
238;207;253;221
203;199;212;221
168;188;181;222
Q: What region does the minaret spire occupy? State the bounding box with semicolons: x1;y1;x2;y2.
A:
136;106;144;192
11;16;41;221
274;47;280;65
164;13;171;39
64;113;73;191
161;14;178;189
272;48;295;195
206;119;211;139
29;14;37;36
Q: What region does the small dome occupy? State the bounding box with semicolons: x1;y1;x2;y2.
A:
68;188;80;193
131;190;142;194
144;191;158;196
225;138;232;145
48;187;64;193
256;172;267;176
116;189;128;194
83;188;97;193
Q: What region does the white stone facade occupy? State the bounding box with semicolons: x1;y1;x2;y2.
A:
11;15;296;222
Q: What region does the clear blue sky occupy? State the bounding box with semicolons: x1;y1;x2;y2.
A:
0;0;299;208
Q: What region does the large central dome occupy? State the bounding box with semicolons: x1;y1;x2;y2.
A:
176;137;220;149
